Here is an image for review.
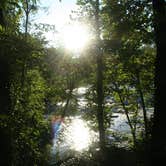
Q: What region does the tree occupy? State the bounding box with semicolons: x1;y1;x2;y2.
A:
102;0;154;141
0;1;51;164
0;43;12;165
0;1;22;163
94;0;106;151
151;0;166;165
74;0;106;151
20;0;38;88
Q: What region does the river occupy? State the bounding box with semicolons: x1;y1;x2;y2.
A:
49;86;153;165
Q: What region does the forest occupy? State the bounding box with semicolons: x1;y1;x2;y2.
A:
0;0;165;166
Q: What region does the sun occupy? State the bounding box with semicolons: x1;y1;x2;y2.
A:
62;23;90;51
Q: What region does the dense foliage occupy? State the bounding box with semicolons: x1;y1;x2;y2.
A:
0;0;51;165
0;0;164;166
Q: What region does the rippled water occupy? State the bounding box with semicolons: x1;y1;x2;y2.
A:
50;86;154;164
50;116;98;164
55;117;97;149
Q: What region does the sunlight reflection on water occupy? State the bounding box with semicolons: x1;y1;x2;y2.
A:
64;117;93;151
52;116;98;156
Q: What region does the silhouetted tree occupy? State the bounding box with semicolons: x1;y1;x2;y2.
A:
151;0;166;165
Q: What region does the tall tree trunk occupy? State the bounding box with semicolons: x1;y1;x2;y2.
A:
136;71;148;139
0;57;11;166
117;90;137;148
21;0;29;89
95;0;105;150
151;0;166;165
62;89;73;118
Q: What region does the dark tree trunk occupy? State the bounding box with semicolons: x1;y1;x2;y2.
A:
95;0;105;150
96;50;105;149
0;57;11;166
21;1;29;89
62;89;73;118
151;0;166;165
0;8;5;27
24;0;29;36
136;72;148;139
117;90;137;148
